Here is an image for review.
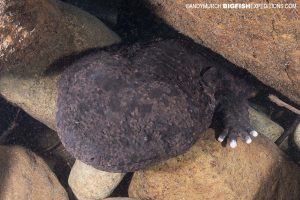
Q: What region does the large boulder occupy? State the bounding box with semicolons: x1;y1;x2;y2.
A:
0;145;68;200
0;0;120;130
129;129;300;200
145;0;300;104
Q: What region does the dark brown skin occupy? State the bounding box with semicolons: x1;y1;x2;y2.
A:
56;39;257;172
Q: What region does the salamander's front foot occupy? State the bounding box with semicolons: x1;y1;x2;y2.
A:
218;127;258;148
217;94;258;148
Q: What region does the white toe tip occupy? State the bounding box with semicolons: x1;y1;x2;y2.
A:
218;136;225;142
230;140;237;148
245;136;252;144
250;130;258;137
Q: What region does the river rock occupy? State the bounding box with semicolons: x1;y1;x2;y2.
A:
68;160;125;200
249;107;287;150
145;0;300;104
294;121;300;149
3;112;76;197
0;0;120;130
292;121;300;164
0;145;68;200
129;129;300;200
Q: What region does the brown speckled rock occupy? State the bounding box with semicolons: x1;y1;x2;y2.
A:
146;0;300;104
129;129;300;200
0;145;68;200
0;0;120;130
68;160;125;200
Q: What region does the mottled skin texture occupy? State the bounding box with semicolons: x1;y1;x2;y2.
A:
57;39;254;172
